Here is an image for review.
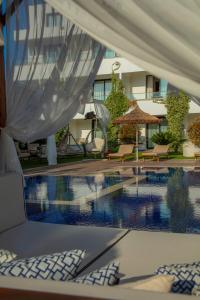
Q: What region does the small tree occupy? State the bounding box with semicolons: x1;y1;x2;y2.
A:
165;91;189;152
104;72;129;145
188;117;200;147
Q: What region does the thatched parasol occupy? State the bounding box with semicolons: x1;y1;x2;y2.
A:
113;103;160;160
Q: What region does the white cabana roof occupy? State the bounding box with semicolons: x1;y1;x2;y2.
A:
46;0;200;99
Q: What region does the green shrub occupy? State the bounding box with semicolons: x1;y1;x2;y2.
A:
188;117;200;147
105;72;129;143
55;127;68;144
151;131;175;145
165;91;189;152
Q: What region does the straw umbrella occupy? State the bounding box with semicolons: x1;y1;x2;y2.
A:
113;103;160;161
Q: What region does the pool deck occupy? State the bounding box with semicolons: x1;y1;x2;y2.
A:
24;158;200;176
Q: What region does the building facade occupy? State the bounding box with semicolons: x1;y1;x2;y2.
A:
71;48;200;151
15;3;200;153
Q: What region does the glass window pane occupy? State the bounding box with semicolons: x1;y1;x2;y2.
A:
147;124;159;148
46;13;62;27
160;119;168;132
105;81;112;99
104;49;115;59
43;45;60;63
160;79;168;98
93;81;104;101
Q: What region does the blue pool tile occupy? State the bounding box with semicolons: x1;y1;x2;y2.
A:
25;168;200;233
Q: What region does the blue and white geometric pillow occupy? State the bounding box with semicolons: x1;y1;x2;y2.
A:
0;250;17;264
158;261;200;269
73;261;119;286
0;249;85;281
156;261;200;294
192;285;200;296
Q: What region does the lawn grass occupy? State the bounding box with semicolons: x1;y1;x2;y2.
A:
119;152;194;161
21;151;195;170
21;154;100;170
168;153;194;159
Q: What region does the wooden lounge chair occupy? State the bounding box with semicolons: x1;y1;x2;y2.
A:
38;144;47;159
15;142;30;160
142;144;170;161
194;152;200;160
28;143;39;157
108;144;134;162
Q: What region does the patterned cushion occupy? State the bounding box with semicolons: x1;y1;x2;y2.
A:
192;285;200;296
73;261;119;286
0;250;17;264
156;262;200;294
0;250;85;281
121;275;175;293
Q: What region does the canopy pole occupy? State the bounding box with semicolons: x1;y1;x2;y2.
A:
0;24;6;129
135;126;139;161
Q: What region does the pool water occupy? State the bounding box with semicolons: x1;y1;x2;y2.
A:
25;167;200;233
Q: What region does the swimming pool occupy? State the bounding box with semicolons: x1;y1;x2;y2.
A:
25;167;200;233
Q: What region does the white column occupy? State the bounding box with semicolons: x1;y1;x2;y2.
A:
47;135;57;165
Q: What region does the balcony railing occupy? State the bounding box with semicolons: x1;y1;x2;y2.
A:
93;90;168;101
126;90;167;100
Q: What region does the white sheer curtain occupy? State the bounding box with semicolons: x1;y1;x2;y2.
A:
94;101;110;152
0;0;104;173
46;0;200;100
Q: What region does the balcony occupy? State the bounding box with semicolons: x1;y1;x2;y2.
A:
93;90;168;101
126;90;167;100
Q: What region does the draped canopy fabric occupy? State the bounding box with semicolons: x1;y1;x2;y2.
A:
0;0;105;173
46;0;200;100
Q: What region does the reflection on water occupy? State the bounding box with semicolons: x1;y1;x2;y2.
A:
25;175;128;202
166;168;193;233
25;168;200;233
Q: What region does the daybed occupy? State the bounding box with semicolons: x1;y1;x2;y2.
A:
0;172;200;299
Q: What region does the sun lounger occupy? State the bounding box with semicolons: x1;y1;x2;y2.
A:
108;144;134;162
142;145;170;161
194;152;200;160
28;143;39;157
15;142;30;160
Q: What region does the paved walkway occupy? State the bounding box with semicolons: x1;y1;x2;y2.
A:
24;158;200;176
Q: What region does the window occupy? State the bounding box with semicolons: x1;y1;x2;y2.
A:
46;12;63;27
43;45;61;63
146;75;160;98
93;80;112;101
146;76;168;99
146;118;168;149
104;48;116;59
15;43;28;65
